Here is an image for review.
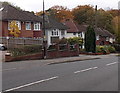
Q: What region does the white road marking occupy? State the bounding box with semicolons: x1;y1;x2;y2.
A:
0;68;17;71
74;67;98;74
4;76;59;92
92;67;98;69
106;62;118;66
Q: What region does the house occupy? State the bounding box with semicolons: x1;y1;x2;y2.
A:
0;3;43;38
43;15;68;46
63;19;115;48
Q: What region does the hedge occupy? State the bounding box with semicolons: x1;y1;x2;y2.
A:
9;45;43;57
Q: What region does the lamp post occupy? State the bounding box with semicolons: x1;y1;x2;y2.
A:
43;0;46;59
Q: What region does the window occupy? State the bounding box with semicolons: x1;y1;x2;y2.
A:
96;36;99;40
78;32;82;37
8;21;21;30
73;32;76;35
106;37;109;41
51;29;59;36
26;22;31;30
61;31;65;36
34;22;41;30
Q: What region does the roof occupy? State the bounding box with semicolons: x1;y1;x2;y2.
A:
44;15;68;30
63;19;79;33
0;3;42;22
63;19;115;38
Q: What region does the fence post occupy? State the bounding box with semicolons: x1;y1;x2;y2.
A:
6;36;10;49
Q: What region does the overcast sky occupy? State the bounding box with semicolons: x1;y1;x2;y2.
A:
0;0;119;12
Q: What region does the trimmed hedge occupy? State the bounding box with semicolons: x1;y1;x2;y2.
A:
9;45;43;57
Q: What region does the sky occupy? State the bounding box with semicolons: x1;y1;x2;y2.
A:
0;0;119;12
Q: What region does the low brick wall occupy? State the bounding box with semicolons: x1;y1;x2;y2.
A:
5;53;43;62
5;44;80;62
46;44;79;59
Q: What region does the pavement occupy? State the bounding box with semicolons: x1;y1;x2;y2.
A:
2;53;118;70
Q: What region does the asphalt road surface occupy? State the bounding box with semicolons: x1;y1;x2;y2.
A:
2;55;119;91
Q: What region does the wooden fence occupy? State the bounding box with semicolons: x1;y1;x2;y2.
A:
0;37;43;48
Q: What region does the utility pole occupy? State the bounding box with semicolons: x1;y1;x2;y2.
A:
95;5;98;29
43;0;46;59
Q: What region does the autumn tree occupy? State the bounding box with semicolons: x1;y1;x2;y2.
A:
46;5;73;21
108;9;119;17
96;9;114;33
112;16;120;44
72;5;95;25
9;21;21;37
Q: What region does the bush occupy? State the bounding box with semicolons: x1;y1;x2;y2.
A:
96;45;116;53
112;44;120;52
47;45;57;51
9;45;43;57
67;37;83;45
107;46;116;53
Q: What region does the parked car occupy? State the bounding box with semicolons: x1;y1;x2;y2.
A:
0;44;7;51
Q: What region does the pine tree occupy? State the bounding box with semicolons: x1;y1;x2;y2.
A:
85;26;96;53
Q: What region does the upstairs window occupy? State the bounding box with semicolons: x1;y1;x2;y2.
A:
34;22;41;30
51;29;59;36
26;22;31;30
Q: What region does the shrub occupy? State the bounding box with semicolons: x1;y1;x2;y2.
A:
67;37;83;45
107;46;116;53
9;45;43;57
96;45;116;53
112;44;120;52
47;45;57;51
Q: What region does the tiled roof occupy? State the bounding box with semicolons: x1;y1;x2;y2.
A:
44;15;68;30
63;19;114;38
0;3;42;22
63;19;79;33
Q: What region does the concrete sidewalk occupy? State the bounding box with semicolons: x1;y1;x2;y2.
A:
3;54;118;69
3;55;100;69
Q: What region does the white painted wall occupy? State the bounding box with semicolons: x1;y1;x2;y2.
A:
66;33;78;38
46;29;67;46
109;38;115;43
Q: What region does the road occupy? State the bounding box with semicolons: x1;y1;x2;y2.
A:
2;54;118;91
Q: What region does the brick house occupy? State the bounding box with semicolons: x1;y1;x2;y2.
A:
63;19;115;48
0;3;43;38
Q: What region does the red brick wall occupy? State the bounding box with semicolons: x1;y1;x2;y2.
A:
2;21;43;38
47;44;79;59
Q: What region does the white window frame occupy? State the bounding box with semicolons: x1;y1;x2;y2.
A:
96;36;99;40
106;37;109;41
25;22;31;30
51;29;59;36
34;22;41;30
8;20;21;30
